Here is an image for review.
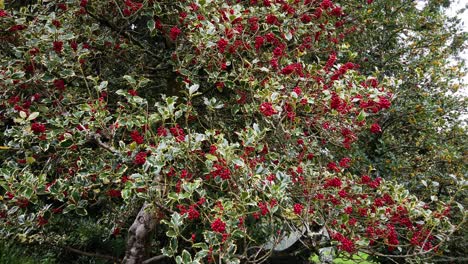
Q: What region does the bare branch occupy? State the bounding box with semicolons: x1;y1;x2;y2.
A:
61;245;121;262
142;255;167;264
90;133;119;155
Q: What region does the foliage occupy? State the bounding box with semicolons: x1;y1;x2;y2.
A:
0;1;466;263
338;0;468;259
310;252;378;264
0;240;57;264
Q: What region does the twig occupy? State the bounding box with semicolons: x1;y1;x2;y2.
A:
91;133;119;155
154;200;174;214
84;8;160;58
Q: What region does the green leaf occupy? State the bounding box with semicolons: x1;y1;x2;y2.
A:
61;69;75;77
240;191;249;201
8;206;19;215
123;75;136;85
194;250;208;261
27;112;39;121
63;204;76;214
168;192;179;201
116;89;127;96
147;20;155;31
166;229;177;238
171;212;183;227
22;187;34;199
161;247;172;257
357;110;366;122
205;154;218;161
231;230;244;239
75;207;88;216
192;243;208;250
59;140;73;148
188;84;199;95
19;111;27;119
181;250;192;263
97;81;108;91
122;189;131;200
25;156;36;164
226;258;240;264
232;158;244;167
79;104;92;111
11;72;25;79
170;238;178;253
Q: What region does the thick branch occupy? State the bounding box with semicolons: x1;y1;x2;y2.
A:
61;245;121;262
123;203;159;264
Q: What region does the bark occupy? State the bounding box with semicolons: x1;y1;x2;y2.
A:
123;203;158;264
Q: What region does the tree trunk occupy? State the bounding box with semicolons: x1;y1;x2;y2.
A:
123;203;158;264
